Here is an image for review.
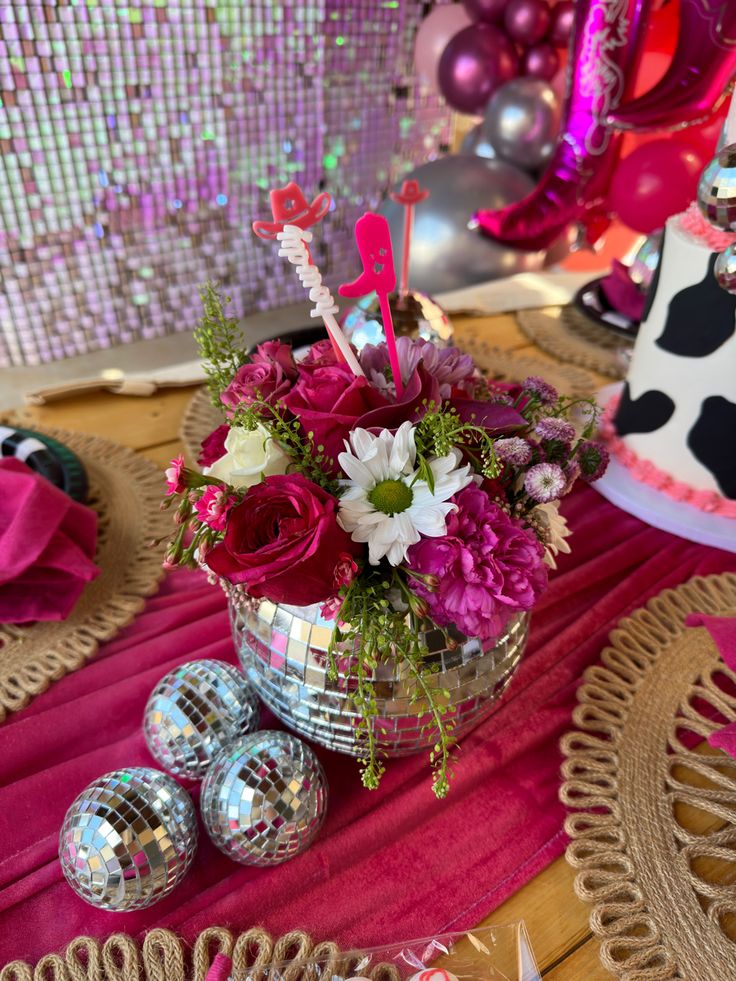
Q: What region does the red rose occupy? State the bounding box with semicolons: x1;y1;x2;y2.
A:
251;339;298;380
281;364;389;472
205;473;363;605
220;360;291;415
197;424;229;467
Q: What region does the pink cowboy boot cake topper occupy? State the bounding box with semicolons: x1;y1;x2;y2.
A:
251;182;331;240
390;178;429;298
339;212;403;396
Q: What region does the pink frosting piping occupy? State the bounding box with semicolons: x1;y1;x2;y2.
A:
600;395;736;519
678;203;736;251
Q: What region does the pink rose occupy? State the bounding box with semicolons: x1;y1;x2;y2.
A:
197;424;229;467
281;364;389;472
220;361;291;415
251;339;298;379
205;473;364;605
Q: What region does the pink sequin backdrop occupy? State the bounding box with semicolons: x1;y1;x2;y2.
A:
0;2;451;366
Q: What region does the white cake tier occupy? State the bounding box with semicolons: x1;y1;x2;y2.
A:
620;214;736;498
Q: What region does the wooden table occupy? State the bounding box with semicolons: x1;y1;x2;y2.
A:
9;313;612;979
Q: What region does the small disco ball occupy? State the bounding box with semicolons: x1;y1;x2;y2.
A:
59;767;197;911
341;290;453;350
697;143;736;231
143;658;259;780
715;244;736;294
201;730;328;866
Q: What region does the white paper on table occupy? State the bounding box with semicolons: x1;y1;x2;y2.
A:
435;270;603;315
24;359;208;404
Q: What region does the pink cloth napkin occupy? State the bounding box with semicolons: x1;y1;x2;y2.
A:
599;260;647;322
686;613;736;757
0;487;733;964
0;458;99;624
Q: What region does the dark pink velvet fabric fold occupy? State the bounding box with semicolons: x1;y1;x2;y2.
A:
0;485;734;963
687;613;736;757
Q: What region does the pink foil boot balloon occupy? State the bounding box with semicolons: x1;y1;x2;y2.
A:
474;0;653;250
609;0;736;131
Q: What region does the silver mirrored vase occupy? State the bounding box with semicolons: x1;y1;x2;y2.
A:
230;598;529;758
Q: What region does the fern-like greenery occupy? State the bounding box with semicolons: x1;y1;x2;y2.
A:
193;282;247;408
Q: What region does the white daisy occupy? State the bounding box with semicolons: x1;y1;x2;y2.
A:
337;421;473;567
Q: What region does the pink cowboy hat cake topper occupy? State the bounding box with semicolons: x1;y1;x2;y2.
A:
252;182;331;240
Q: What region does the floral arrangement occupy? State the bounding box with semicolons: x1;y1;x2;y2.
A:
163;284;608;797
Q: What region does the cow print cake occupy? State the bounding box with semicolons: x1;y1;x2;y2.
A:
610;205;736;513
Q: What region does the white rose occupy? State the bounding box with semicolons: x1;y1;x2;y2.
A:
204;423;289;489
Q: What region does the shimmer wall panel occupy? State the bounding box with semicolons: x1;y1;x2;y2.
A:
0;1;450;367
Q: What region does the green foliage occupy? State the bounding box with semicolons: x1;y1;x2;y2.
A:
327;567;456;799
415;402;500;480
194;282;247;408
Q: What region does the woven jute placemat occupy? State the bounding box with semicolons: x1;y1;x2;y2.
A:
0;427;169;721
180;344;600;465
516;306;632;380
560;572;736;980
0;926;401;981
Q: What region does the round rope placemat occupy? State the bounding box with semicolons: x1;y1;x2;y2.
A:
0;426;169;721
516;306;632;380
0;927;401;981
560;572;736;980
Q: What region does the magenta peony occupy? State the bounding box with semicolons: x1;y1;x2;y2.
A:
205;473;363;605
407;485;547;641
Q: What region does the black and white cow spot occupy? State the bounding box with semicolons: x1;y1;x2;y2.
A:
614;382;676;436
655;254;736;357
687;396;736;499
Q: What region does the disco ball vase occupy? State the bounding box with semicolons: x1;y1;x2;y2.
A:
59;767;197;911
143;658;259;780
341;290;453;350
231;599;529;758
201;730;328;866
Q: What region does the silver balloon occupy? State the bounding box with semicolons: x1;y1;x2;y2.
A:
201;730;328;866
59;767;197;910
482;78;561;172
715;244;736;293
379;156;544;294
459;122;497;161
143;658;260;780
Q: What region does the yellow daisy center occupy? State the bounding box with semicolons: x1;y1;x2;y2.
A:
368;478;413;515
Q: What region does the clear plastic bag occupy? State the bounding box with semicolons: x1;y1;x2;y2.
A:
247;923;540;980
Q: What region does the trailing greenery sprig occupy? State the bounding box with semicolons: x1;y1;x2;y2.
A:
415;402;500;482
194;282;247;408
326;566;456;798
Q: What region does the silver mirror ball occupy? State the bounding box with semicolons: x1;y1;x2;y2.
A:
201;730;328;867
143;658;260;780
59;767;197;910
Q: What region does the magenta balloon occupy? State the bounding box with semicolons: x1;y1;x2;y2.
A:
522;42;559;81
548;1;575;47
462;0;510;23
504;0;551;45
609;141;705;234
414;4;473;93
438;24;519;115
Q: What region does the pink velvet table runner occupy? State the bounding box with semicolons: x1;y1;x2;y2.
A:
1;485;734;963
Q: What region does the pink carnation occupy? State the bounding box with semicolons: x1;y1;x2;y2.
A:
164;454;186;495
193;485;237;532
407;485;547;641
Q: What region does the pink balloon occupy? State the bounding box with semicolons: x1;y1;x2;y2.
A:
414;4;473;93
504;0;551;46
609;140;706;234
463;0;510;23
522;42;559;81
438;24;519;115
548;1;574;47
